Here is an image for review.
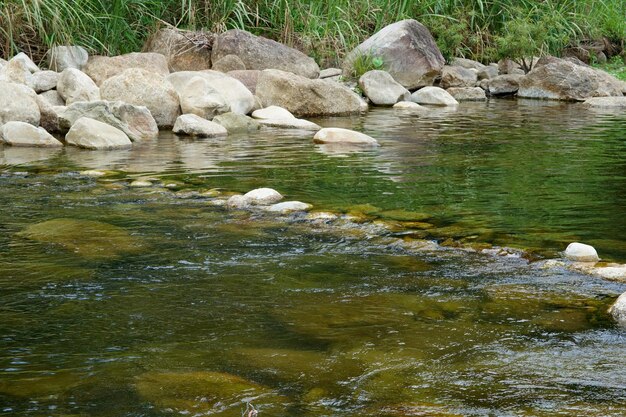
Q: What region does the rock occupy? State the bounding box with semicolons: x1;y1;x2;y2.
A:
252;105;295;120
450;57;485;71
12;52;39;73
143;28;213;72
583;96;626;108
225;194;249;209
65;117;132;150
175;76;229;119
129;180;152;188
57;68;100;105
0;121;63;147
447;86;487;101
212;112;260;133
30;70;59;93
227;69;260;94
172;114;228;137
440;65;478;89
488;74;523;95
358;70;410;105
478;66;499;80
243;188;283;205
313;128;378;145
498;59;523;75
592;265;626;282
564;242;599;262
343;19;445;89
38;90;65;107
18;218;143;260
535;55;588;68
83;52;169;86
256;69;366;117
258;118;321;131
167;70;255;115
0;57;32;84
212;29;319;78
518;58;624;101
35;95;64;133
0;81;40;126
393;101;423;109
609;292;626;326
211;54;246;72
100;68;180;128
266;201;312;213
410;86;458;106
319;68;342;78
59;101;158;141
48;46;89;72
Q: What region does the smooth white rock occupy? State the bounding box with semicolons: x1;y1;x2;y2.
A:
564;242;599;262
30;70;59;93
609;292;626;327
242;188;283;205
0;121;63;147
252;106;295;120
172;114;228;137
65;117;132;150
313;128;379;145
266;201;312;213
410;86;458;106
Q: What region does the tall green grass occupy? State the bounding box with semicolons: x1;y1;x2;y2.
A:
1;0;624;66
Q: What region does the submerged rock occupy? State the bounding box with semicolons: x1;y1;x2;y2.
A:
564;242;599;262
258;117;321;131
266;201;312;213
358;70;410;106
410;86;458;106
0;121;62;147
212;112;260;133
65;117;132;150
609;292;626;326
173;114;228;137
18;218;143;260
583;96;626;108
313;128;378;145
343;19;445;89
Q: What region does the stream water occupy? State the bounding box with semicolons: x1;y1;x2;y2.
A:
0;101;625;416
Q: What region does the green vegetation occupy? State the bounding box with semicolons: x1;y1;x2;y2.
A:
349;52;385;79
595;55;626;80
1;0;625;66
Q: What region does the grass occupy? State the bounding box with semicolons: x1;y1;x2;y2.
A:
595;56;626;81
1;0;624;67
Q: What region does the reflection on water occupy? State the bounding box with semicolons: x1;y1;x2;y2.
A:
0;100;625;416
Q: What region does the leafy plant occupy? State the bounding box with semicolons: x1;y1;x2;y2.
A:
350;51;385;79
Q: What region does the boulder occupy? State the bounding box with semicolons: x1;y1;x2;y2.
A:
227;69;260;94
30;70;59;93
172;114;228;137
48;46;89;72
583;96;626;108
478;66;499;80
252;106;295;120
498;59;525;75
212;112;260;133
343;19;445;89
35;95;64;133
59;101;158;141
564;242;599;262
0;121;63;147
393;101;423;109
319;68;342;79
447;86;486;101
450;57;485;71
38;90;65;107
440;65;478;89
65;117;132;149
211;54;246;72
242;188;283;205
257;118;321;131
609;292;626;327
518;58;623;101
167;70;255;115
313;128;378;145
175;76;229;119
358;70;410;105
488;74;523;96
57;68;100;105
83;52;169;85
256;69;366;117
212;29;319;78
410;86;458;106
12;52;39;73
266;201;312;213
0;57;32;85
143;28;213;72
0;81;40;125
100;68;180;128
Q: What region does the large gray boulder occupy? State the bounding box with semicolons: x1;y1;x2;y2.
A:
211;54;246;73
518;58;623;101
57;68;100;105
59;101;158;141
83;52;169;86
173;114;228;137
227;70;260;94
410;86;458;106
100;68;180;128
440;65;478;89
143;28;212;72
212;29;319;79
65;117;132;149
48;46;89;72
488;74;523;96
0;121;62;147
167;70;255;116
343;19;444;89
256;69;366;117
358;70;410;106
609;292;626;327
0;81;40;126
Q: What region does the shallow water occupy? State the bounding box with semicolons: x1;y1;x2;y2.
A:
0;101;625;416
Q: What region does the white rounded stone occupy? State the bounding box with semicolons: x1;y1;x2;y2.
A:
564;242;599;262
